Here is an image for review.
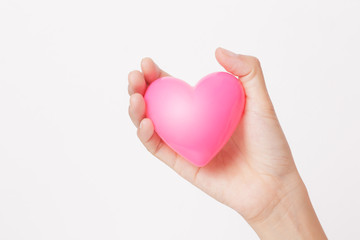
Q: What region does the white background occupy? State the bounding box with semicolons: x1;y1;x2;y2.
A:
1;0;359;239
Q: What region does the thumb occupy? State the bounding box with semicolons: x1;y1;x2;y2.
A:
215;47;274;114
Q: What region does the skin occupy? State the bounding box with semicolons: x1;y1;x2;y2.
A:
128;47;327;239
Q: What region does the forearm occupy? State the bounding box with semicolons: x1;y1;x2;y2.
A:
247;179;327;240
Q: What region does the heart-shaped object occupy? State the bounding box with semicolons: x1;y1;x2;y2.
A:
144;72;245;167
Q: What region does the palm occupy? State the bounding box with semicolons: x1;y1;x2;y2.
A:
190;105;296;219
128;49;300;221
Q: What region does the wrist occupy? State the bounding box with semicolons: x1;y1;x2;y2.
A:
246;174;327;240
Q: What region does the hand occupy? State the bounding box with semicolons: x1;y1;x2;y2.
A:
128;47;327;239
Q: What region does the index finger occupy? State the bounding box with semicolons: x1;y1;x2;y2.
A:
140;57;171;84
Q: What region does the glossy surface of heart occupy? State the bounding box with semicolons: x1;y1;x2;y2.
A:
144;72;245;167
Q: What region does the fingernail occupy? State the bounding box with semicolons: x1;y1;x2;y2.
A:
139;120;144;129
219;47;237;57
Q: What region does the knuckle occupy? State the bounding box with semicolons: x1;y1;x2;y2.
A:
244;56;262;79
248;56;261;68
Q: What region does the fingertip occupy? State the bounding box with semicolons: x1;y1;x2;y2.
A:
127;70;137;82
215;47;236;71
216;47;237;58
141;57;155;73
129;91;137;101
141;57;161;83
215;47;222;55
128;70;146;95
129;93;146;127
214;47;222;62
215;47;257;78
129;93;145;109
141;57;153;66
137;118;154;142
141;118;154;131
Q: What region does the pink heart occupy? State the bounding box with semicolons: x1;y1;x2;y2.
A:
144;72;245;167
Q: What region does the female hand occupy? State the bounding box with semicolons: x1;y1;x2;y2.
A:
128;47;327;239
